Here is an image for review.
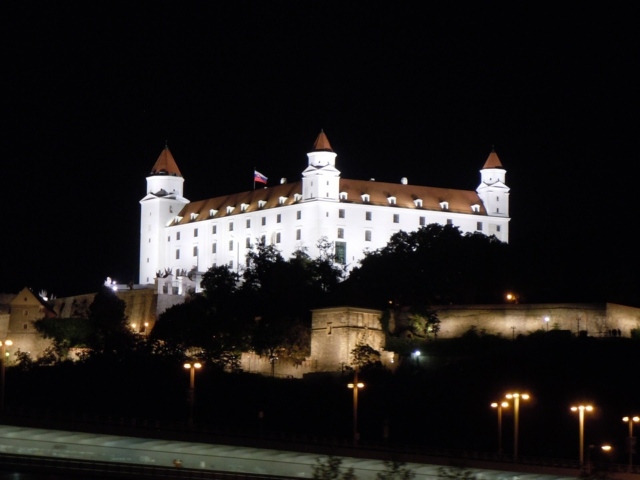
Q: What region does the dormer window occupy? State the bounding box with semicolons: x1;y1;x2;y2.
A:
226;206;235;214
414;199;423;208
388;196;397;205
209;209;218;217
278;196;288;205
439;201;449;211
294;193;302;202
174;216;183;224
241;203;249;212
339;192;348;200
258;200;267;209
190;213;198;221
361;194;370;203
471;204;481;213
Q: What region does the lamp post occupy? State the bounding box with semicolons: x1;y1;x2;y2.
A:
347;369;364;445
587;444;612;475
184;362;202;426
623;416;639;469
413;350;421;368
491;401;509;454
571;405;593;466
505;392;529;461
544;316;550;331
0;339;13;413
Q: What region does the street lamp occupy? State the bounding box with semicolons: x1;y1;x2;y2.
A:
491;401;509;454
622;416;639;469
505;392;529;461
184;362;202;426
413;350;421;368
0;339;13;413
347;369;364;445
587;444;612;475
544;316;550;331
571;405;594;466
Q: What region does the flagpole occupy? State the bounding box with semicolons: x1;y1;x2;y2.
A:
253;166;256;190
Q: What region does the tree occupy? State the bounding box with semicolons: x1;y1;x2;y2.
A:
341;224;511;308
312;456;356;480
376;461;415;480
350;342;382;370
84;286;136;357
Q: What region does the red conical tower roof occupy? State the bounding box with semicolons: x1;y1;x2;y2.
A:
483;148;503;169
151;145;182;176
313;129;333;152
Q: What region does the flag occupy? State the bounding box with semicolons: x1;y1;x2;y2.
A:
254;170;268;184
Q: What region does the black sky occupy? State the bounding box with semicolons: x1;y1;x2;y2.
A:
3;2;638;299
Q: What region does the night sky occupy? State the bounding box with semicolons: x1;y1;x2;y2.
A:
3;2;638;299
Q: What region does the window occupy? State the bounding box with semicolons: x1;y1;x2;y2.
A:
361;194;370;203
277;214;282;223
337;228;344;239
279;196;287;205
229;240;234;250
296;210;301;220
497;225;501;232
167;236;170;242
496;208;500;213
296;229;301;240
212;243;217;254
477;222;483;231
419;216;426;226
365;211;372;221
440;201;449;211
176;232;181;240
176;249;180;259
229;260;234;269
260;235;266;245
393;214;400;223
471;204;481;213
193;246;198;256
276;232;281;243
194;228;198;237
190;213;198;220
388;196;396;205
258;200;267;209
339;209;345;218
339;192;348;200
447;219;453;225
229;222;234;231
262;216;266;226
335;241;346;265
245;237;251;248
23;323;28;330
209;209;218;217
241;203;249;212
365;231;372;242
226;206;235;214
246;219;251;228
212;225;217;234
414;199;423;208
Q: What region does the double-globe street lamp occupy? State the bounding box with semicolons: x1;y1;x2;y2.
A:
491;401;509;455
622;416;639;469
571;405;594;467
184;362;202;427
347;369;364;445
0;339;13;413
505;392;529;461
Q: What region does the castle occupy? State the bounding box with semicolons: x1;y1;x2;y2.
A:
140;130;510;292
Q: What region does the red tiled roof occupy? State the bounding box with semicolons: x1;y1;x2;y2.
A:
173;178;486;225
151;146;182;176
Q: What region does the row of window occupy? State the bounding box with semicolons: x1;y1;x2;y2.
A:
169;212;458;243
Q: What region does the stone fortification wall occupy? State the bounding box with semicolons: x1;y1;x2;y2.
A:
240;352;313;379
430;303;640;338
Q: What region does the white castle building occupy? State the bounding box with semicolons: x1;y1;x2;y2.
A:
139;131;510;291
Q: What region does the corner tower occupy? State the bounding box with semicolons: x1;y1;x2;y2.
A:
139;145;189;285
476;148;509;218
302;130;341;201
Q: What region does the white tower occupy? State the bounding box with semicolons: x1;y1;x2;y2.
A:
139;145;189;285
476;148;509;218
301;130;341;201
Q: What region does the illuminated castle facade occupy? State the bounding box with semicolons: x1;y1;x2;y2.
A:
139;131;510;290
